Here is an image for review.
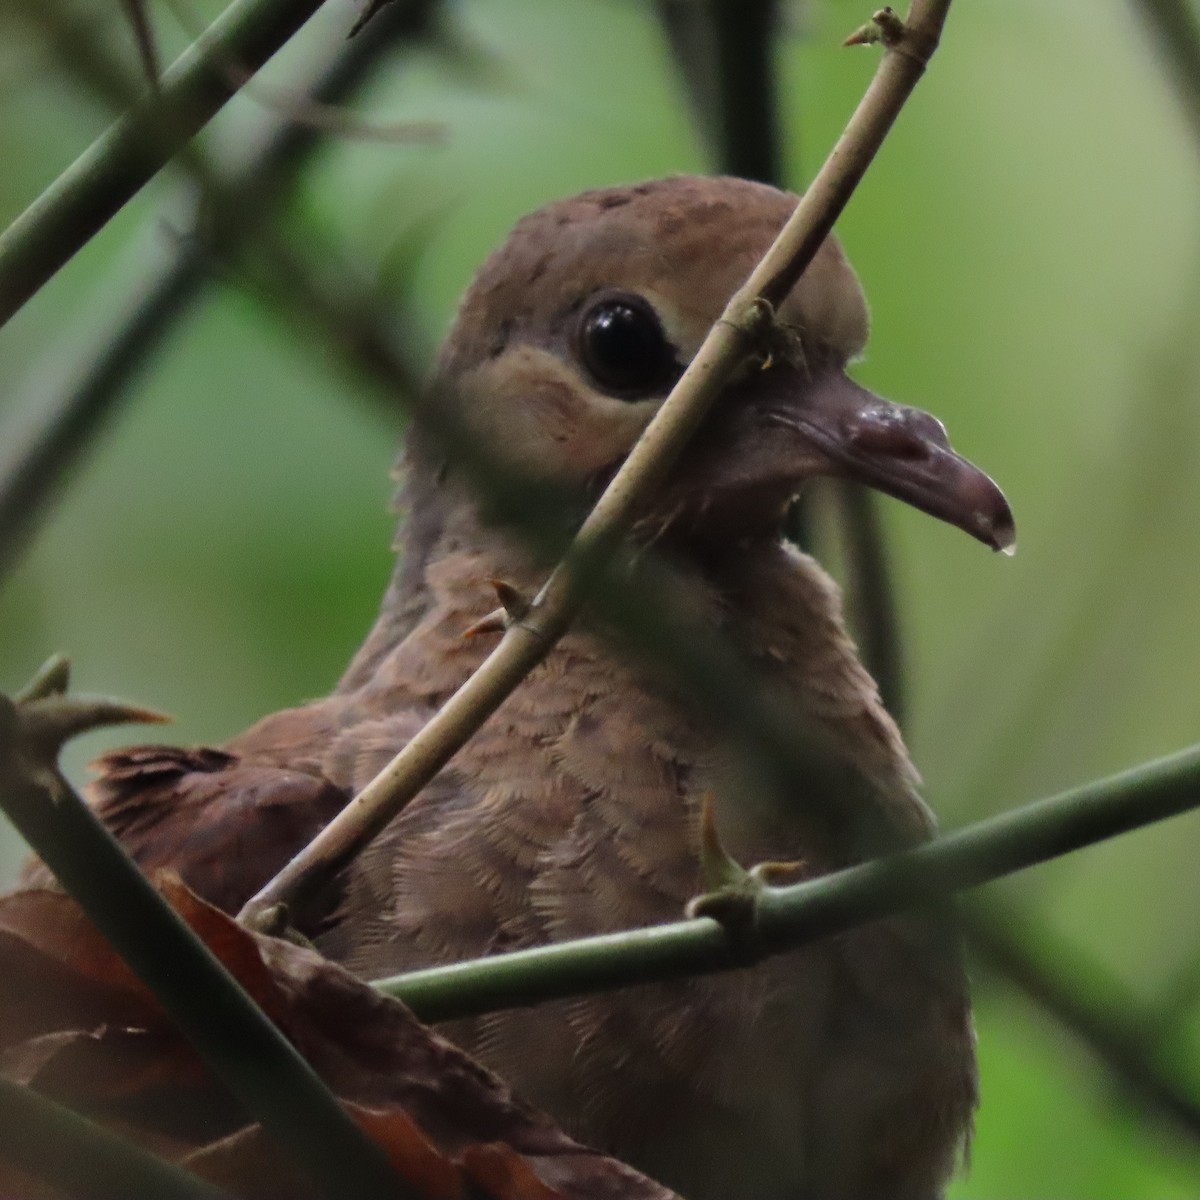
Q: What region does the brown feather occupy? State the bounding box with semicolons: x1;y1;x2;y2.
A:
22;177;999;1200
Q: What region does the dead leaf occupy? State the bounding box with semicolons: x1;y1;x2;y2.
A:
0;876;678;1200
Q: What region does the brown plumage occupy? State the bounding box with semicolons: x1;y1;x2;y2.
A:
23;177;1014;1198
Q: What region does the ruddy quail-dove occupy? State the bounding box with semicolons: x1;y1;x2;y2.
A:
24;176;1014;1199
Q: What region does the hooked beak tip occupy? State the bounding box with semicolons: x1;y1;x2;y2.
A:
959;472;1015;554
983;511;1017;556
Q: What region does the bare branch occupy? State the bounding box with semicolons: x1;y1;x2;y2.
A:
237;0;957;931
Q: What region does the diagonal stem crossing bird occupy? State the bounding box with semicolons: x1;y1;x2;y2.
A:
21;176;1013;1199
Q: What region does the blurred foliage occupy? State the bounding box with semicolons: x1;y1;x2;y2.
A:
2;0;1200;1193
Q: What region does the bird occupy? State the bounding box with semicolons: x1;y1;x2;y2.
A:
20;175;1013;1199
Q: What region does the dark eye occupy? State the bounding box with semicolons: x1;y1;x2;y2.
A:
577;294;677;397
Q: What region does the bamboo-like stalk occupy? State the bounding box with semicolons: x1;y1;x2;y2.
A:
0;1076;235;1200
0;0;434;582
375;741;1200;1023
0;0;334;326
0;702;409;1200
238;0;954;930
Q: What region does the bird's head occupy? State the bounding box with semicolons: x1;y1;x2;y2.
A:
421;175;1013;554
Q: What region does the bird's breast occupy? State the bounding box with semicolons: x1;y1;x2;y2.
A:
323;540;974;1199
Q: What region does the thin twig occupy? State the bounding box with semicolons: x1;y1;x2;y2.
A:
237;0;955;930
0;1076;235;1200
373;741;1200;1023
0;0;335;327
656;0;906;718
120;0;162;87
159;0;444;144
0;704;409;1200
0;0;436;583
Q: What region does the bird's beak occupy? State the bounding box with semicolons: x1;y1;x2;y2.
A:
787;370;1014;551
687;365;1015;552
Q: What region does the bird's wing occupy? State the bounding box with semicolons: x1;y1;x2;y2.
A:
19;743;348;921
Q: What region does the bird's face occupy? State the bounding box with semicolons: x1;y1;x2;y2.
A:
432;176;1014;552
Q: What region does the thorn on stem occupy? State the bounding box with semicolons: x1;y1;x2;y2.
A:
696;793;749;894
686;796;805;944
491;578;531;622
4;661;171;777
462;579;532;639
844;7;906;48
21;697;171;769
462;608;507;639
14;655;71;704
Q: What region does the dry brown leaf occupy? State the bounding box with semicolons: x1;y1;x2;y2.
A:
0;876;678;1200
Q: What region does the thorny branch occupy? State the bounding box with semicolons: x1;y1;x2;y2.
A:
0;0;437;582
8;0;1200;1175
0;0;335;326
372;742;1200;1022
0;682;408;1200
237;0;956;930
655;0;906;721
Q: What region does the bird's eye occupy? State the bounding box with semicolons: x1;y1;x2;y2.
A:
577;295;677;398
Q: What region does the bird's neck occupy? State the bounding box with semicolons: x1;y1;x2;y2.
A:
338;455;767;697
336;464;933;854
337;464;552;694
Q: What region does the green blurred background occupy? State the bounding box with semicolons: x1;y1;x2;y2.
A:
2;0;1200;1193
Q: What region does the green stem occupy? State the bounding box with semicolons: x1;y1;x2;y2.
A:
0;717;408;1200
375;743;1200;1023
0;0;331;327
239;0;955;931
0;1076;235;1200
0;0;435;582
710;0;782;184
